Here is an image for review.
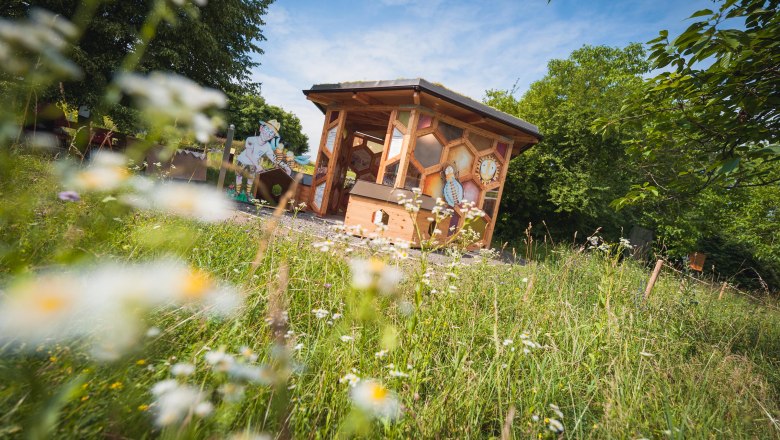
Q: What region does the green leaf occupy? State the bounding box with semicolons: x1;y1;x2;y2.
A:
689;8;713;18
718;157;740;175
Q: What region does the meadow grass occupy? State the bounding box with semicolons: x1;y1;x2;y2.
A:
1;151;780;439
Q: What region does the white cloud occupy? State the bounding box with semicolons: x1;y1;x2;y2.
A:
264;4;291;36
250;0;714;156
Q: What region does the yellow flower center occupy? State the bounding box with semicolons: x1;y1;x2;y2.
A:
369;258;386;274
369;383;388;402
181;269;211;299
171;196;197;214
36;293;68;313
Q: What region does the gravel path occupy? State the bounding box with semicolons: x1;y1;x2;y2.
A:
230;203;525;267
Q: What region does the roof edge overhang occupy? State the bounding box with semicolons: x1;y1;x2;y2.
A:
302;78;543;142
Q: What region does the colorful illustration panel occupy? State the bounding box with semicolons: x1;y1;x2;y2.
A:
476;155;500;186
423;173;444;199
447;144;475;176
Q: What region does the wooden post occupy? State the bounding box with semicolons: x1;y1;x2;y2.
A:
643;259;664;299
718;282;727;300
217;124;235;191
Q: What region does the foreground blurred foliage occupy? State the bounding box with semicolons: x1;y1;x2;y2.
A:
2;151;780;438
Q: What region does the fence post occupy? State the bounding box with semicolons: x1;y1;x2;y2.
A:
643;259;664;299
217;124;235;191
718;282;727;300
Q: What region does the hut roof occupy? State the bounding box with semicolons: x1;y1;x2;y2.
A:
303;79;542;144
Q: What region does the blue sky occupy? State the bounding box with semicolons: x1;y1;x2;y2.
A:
254;0;715;155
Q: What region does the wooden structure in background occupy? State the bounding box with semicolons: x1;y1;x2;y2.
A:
145;148;208;182
303;79;542;248
688;252;707;272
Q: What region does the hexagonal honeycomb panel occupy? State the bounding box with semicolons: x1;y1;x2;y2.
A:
324;126;338;153
462;180;481;204
414;134;444;169
447;144;475;176
417;114;433;130
423;173;443;199
404;164;423;190
468;132;493;151
437;121;463;142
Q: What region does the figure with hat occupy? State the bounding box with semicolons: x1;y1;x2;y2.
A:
234;119;290;200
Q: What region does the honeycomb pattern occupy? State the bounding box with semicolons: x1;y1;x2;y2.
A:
447;144;475;176
414;133;444;169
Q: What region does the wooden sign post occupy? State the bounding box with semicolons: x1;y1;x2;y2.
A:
217;124;235;191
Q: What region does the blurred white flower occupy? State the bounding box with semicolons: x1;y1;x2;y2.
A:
388;370;409;378
124;181;234;223
228;364;273;384
194;401;214;417
152;379;179;396
227;431;271;440
171;362;196;377
116;72;226;143
0;8;81;78
312;240;334;252
219;383;246;403
204;350;235;372
340;335;354;343
375;350;388;358
502;339;513;346
339;372;360;387
240;346;259;362
66;152;130;192
0;273;89;345
349;258;403;295
548;418;564;433
151;380;212;426
350;380;401;420
549;403;564;419
312;308;329;319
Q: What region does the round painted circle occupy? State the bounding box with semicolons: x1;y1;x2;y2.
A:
477;156;499;185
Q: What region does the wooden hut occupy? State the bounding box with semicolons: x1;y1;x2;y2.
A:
303;79;542;248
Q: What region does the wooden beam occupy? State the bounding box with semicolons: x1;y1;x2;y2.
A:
306;95;333;106
352;92;383;105
462;114;486;124
413;91;420;105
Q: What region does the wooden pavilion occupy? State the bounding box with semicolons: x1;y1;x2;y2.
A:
302;79;542;248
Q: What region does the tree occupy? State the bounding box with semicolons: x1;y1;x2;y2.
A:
484;44;650;242
2;0;272;129
604;0;780;207
226;93;309;155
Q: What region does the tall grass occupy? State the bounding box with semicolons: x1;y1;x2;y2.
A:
2;151;780;439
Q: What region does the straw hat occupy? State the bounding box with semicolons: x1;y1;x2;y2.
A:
259;119;280;135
